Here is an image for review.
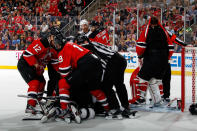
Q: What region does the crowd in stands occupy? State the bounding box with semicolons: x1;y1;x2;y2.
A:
89;0;197;52
0;0;196;52
0;0;91;50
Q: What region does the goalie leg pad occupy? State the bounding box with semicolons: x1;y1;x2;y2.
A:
130;77;148;104
148;78;163;105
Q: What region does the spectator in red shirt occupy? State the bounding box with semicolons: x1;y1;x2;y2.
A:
0;38;5;50
0;14;6;31
48;1;59;16
16;25;24;36
26;32;34;45
14;12;23;25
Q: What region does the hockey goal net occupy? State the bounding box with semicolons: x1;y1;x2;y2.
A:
181;46;197;112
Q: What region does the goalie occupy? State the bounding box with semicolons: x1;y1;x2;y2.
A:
135;16;174;107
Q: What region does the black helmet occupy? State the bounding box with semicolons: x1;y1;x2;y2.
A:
50;27;66;50
76;34;89;44
90;20;99;27
50;26;61;36
189;103;197;115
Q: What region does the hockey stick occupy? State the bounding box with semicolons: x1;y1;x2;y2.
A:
18;94;46;114
167;98;178;107
17;94;61;114
17;94;60;100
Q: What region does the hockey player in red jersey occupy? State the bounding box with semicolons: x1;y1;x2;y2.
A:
17;34;59;117
88;21;111;46
41;28;110;122
78;19;111;46
136;16;174;107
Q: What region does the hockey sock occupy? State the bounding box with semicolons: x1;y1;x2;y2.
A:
59;78;70;110
27;80;40;107
90;90;109;111
37;81;46;101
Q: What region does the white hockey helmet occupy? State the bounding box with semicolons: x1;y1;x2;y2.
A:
80;19;89;26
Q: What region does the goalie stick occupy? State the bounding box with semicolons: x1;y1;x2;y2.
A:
130;98;181;112
167;98;178;107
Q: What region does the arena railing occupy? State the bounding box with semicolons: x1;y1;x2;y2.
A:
60;0;101;36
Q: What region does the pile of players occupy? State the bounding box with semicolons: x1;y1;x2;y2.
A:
17;16;188;123
17;19;136;123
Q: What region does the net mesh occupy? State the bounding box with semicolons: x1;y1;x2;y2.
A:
182;47;197;111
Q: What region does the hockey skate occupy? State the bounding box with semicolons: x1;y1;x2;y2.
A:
18;94;61;121
122;108;138;119
69;104;81;123
55;108;72;124
55;105;81;124
41;103;81;124
148;98;181;112
41;107;57;123
23;104;43;120
105;109;123;120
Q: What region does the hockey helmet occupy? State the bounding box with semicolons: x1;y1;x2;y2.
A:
65;35;75;42
50;27;66;50
80;19;89;26
76;34;89;44
90;20;99;27
189;103;197;115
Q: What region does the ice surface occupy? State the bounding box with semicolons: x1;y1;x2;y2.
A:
0;69;197;131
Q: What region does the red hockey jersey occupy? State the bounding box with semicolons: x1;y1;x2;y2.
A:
23;39;59;71
136;17;174;60
58;42;90;77
89;28;110;46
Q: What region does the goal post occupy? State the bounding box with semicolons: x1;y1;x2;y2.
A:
181;46;197;112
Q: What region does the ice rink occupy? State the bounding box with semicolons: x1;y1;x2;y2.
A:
0;69;197;131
